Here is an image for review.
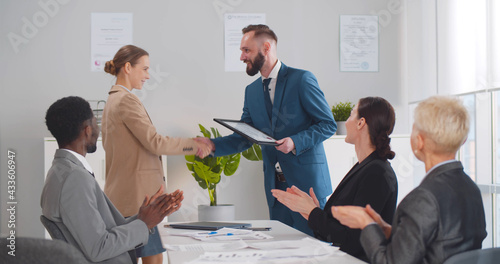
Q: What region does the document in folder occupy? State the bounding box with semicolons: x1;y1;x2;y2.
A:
213;118;278;146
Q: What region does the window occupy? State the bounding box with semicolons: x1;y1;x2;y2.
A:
406;0;500;247
458;94;476;181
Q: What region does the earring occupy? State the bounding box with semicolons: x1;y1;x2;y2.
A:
413;150;418;155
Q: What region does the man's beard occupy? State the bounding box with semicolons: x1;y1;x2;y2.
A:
246;52;265;76
86;142;97;153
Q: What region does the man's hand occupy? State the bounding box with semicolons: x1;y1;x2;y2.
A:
161;189;184;217
137;187;184;230
194;137;214;158
275;137;295;154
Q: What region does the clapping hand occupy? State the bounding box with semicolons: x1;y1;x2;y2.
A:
162;189;184;216
365;204;392;239
331;205;376;230
271;185;318;220
137;185;184;229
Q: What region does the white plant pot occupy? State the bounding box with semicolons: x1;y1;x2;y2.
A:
335;121;347;135
198;204;235;221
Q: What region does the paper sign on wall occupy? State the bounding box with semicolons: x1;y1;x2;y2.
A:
91;13;133;72
340;15;379;72
224;13;266;72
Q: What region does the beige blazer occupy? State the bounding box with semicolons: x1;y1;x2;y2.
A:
102;85;198;217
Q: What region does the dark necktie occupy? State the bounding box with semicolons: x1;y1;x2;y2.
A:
263;78;272;120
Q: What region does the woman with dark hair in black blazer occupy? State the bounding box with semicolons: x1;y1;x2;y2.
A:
272;96;398;261
331;96;486;264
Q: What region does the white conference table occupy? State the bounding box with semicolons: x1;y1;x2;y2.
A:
159;220;366;264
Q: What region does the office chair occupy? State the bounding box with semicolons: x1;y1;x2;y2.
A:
443;247;500;264
0;236;88;264
40;215;137;264
40;215;68;242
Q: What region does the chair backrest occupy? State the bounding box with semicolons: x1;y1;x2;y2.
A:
40;215;68;242
40;215;136;264
443;247;500;264
0;236;88;264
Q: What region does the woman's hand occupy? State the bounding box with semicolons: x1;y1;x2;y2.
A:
271;185;318;220
365;204;392;239
331;205;375;229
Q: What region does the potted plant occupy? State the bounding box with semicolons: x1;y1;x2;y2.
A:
185;124;262;220
331;101;354;135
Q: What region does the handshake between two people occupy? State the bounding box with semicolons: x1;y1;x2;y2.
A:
137;185;184;230
193;136;297;159
193;137;215;158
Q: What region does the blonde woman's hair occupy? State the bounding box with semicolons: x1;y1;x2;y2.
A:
414;96;470;153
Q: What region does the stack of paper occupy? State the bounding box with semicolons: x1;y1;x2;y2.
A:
189;248;343;263
164;239;248;252
169;228;273;241
166;237;345;263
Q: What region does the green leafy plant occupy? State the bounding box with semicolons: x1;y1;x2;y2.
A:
331;101;354;121
185;124;262;206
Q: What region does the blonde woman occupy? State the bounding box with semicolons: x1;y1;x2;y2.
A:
102;45;210;264
332;96;487;264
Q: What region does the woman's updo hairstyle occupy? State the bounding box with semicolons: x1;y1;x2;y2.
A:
104;45;149;76
357;97;396;160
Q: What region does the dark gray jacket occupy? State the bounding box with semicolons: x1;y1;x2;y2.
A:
361;161;487;264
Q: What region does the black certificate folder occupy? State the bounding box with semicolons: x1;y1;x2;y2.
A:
166;222;252;230
214;118;278;146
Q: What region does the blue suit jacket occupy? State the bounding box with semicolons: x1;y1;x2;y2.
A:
213;63;337;207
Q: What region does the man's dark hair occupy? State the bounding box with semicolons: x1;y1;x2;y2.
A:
45;96;94;147
242;24;278;43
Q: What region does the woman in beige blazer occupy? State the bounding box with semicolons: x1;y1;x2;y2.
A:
102;45;210;264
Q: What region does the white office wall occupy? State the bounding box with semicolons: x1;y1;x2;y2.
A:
0;0;405;238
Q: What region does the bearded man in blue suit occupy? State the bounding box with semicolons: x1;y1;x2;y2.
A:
207;24;336;235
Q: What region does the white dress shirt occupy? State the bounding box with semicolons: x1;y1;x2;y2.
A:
61;149;94;175
261;60;282;104
260;60;295;163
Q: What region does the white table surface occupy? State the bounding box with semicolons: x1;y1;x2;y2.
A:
159;220;366;264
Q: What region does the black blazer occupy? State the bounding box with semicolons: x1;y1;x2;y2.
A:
308;151;398;261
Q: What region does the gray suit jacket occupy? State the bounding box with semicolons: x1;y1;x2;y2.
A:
360;161;487;264
41;149;149;264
